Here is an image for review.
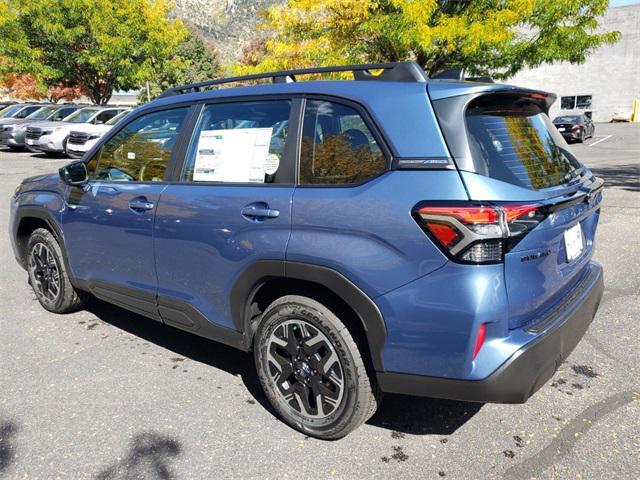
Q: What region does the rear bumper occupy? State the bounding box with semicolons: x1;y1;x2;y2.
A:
561;131;582;140
377;262;603;403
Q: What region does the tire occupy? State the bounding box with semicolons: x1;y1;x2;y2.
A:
578;131;585;143
26;228;87;313
254;295;380;439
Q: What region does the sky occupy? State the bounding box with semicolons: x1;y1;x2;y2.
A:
610;0;640;6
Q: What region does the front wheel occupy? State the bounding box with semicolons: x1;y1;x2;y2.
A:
26;228;87;313
254;295;380;439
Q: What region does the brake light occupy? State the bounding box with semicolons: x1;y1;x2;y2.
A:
571;125;581;132
473;324;487;360
414;203;546;263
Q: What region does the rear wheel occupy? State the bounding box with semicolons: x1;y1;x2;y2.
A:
254;295;380;439
26;228;87;313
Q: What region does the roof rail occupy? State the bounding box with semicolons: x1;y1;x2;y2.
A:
432;68;494;83
158;61;428;99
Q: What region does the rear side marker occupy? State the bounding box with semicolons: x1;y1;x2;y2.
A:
473;323;487;360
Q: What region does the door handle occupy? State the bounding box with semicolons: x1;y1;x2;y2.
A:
241;205;280;219
129;198;155;212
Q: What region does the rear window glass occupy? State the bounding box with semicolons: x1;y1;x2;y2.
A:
465;97;580;190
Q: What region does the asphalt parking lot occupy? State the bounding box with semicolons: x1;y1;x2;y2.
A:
0;123;638;479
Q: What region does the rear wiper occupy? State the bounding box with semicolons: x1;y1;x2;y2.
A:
564;166;585;184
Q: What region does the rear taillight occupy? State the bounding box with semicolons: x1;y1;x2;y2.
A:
414;203;546;264
571;125;581;132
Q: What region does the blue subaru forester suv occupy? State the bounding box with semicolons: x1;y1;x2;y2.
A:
10;62;604;439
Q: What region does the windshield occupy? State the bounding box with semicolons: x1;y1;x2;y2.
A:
106;110;129;125
26;106;59;120
465;96;580;190
553;115;581;124
65;108;99;123
1;105;23;117
15;106;41;119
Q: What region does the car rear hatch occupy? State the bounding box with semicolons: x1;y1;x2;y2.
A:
429;85;603;329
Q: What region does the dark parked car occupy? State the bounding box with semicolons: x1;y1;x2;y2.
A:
10;62;604;439
553;114;595;143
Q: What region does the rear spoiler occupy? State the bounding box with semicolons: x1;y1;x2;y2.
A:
544;176;605;213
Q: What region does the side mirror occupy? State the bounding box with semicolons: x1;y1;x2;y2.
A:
59;161;88;186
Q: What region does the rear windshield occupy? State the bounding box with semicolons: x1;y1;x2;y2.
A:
465;96;580;190
0;105;21;117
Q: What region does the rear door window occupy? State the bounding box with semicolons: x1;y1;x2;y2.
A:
465;95;580;190
94;110;121;124
299;100;386;185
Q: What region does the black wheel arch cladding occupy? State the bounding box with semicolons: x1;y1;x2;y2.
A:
230;260;387;372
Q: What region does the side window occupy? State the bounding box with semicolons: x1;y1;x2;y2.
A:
182;100;291;184
299;100;386;185
88;107;188;182
51;108;75;121
94;110;119;124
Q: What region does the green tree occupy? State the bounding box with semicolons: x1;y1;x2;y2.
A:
0;0;187;104
237;0;620;78
141;25;222;102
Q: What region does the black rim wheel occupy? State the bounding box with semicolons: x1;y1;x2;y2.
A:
267;319;345;419
28;242;61;304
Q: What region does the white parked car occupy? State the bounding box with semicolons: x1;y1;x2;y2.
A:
25;106;126;155
66;109;131;158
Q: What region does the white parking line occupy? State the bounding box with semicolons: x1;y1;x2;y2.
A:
589;135;612;147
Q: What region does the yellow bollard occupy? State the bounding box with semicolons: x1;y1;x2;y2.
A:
632;98;639;123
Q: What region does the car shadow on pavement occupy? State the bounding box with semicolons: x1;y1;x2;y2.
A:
87;299;481;437
590;164;640;192
367;394;481;435
86;299;277;416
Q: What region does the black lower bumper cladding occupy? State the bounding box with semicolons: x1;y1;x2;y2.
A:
377;263;604;404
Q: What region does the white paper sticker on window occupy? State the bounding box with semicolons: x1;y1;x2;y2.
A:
193;128;273;183
127;152;136;160
264;153;280;175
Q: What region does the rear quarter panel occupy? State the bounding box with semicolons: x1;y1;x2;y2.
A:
287;170;468;298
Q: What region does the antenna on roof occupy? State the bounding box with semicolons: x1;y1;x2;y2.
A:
158;61;428;99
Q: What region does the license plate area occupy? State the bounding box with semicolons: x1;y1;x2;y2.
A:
564;223;584;262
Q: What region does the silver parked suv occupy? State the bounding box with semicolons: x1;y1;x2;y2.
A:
66;109;130;158
0;104;82;150
26;106;125;155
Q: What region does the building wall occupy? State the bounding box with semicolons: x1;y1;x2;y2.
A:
508;5;640;122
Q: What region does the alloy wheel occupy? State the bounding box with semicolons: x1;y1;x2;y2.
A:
28;242;61;303
267;319;345;419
